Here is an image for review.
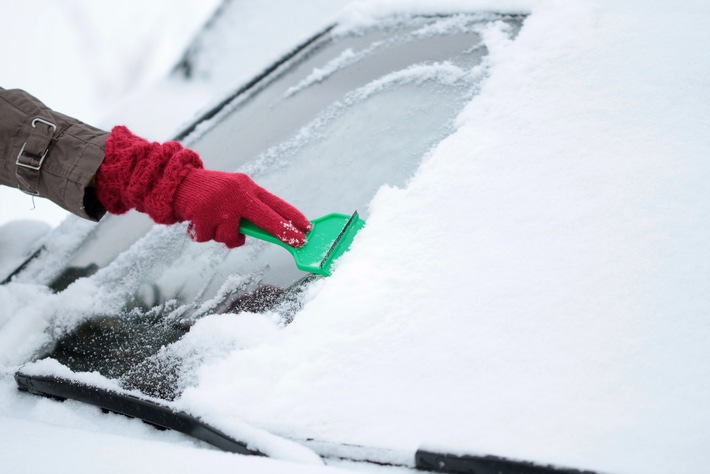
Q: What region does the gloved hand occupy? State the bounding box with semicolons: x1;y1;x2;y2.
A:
174;169;311;248
97;126;310;249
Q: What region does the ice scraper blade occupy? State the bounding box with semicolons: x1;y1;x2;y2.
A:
240;212;365;276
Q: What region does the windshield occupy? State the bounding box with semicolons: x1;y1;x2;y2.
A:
32;13;523;400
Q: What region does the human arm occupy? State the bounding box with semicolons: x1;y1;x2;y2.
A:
98;126;311;248
0;88;310;248
0;87;107;220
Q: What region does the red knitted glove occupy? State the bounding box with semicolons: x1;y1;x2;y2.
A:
174;169;311;248
97;126;310;249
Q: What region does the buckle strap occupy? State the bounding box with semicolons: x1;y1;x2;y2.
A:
16;117;56;195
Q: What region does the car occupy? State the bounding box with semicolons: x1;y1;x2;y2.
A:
10;11;556;473
8;3;708;473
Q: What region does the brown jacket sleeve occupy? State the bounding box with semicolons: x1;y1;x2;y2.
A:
0;87;108;221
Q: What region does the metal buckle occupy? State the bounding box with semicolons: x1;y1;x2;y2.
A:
31;117;57;131
15;142;45;171
15;118;57;171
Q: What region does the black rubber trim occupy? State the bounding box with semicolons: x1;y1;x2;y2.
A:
415;450;597;474
14;372;597;473
1;246;44;285
15;371;263;456
173;24;334;142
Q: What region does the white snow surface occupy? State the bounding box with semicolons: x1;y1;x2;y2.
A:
2;0;710;473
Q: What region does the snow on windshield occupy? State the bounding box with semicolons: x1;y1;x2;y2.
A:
179;3;710;473
284;14;492;97
4;10;510;407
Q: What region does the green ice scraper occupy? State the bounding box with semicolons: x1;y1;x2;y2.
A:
240;212;366;276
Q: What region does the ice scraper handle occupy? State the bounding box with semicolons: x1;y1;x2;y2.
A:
240;212;366;276
239;220;296;250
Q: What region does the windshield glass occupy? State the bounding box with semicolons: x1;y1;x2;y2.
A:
32;13;523;401
58;15;521;299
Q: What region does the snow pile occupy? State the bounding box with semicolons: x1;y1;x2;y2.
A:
339;0;534;29
0;416;346;474
177;1;710;473
286;14;491;97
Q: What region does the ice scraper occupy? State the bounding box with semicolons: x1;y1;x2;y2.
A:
240;212;365;276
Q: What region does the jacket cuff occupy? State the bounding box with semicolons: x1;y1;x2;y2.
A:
98;126;203;225
0;88;109;221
